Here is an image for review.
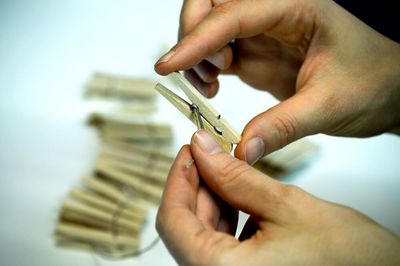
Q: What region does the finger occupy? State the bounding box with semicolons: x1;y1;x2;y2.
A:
196;184;238;235
234;89;327;163
193;60;220;83
221;36;301;100
159;145;199;211
157;145;237;265
205;45;234;70
180;0;227;100
155;0;294;74
195;185;220;230
179;0;212;39
187;47;229;99
184;69;219;98
156;146;203;259
191;130;292;223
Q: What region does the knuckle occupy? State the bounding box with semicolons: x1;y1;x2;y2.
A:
260;184;293;217
276;184;309;210
273;112;298;147
321;92;351;135
155;208;166;236
280;184;303;198
217;159;252;188
213;1;242;36
213;1;236;16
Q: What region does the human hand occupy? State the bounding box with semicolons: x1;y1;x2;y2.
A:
154;0;400;164
156;130;400;265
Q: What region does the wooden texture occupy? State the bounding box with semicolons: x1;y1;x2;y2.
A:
102;139;174;168
82;176;149;212
85;72;157;100
61;199;142;232
69;189;145;222
96;156;168;184
170;72;241;144
55;71;176;257
95;162;163;202
88;113;173;143
154;83;233;152
55;222;139;249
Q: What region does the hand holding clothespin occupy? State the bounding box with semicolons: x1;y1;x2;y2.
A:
155;72;241;152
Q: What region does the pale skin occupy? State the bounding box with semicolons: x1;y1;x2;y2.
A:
154;0;400;264
155;0;400;163
156;131;400;265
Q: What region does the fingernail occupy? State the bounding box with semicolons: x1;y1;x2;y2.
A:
155;49;176;65
206;51;225;69
245;137;265;165
193;130;223;154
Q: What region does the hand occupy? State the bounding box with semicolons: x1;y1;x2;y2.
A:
156;130;400;265
154;0;400;164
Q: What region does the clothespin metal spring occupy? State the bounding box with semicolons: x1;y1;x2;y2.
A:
190;104;204;130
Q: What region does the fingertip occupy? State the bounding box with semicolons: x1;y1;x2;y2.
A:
179;144;192;156
191;129;221;154
185;69;219;98
174;144;197;175
154;63;169;76
235;118;269;163
233;143;245;161
236;99;310;162
175;144;192;160
184;69;206;96
162;144;198;210
206;46;233;70
205;80;219;98
244;137;265;165
193;61;220;83
235;120;271;165
155;47;178;75
154;58;176;76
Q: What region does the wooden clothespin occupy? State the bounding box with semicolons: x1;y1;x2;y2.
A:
85;72;157;100
155;72;241;152
88;112;173;144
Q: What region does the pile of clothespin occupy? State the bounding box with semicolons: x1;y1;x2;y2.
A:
54;73;174;257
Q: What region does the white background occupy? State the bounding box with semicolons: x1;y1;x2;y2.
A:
0;1;399;265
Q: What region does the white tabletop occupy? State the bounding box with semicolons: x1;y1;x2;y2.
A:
1;1;399;265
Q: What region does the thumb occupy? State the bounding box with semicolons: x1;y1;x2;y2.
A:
235;91;327;164
191;130;291;222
